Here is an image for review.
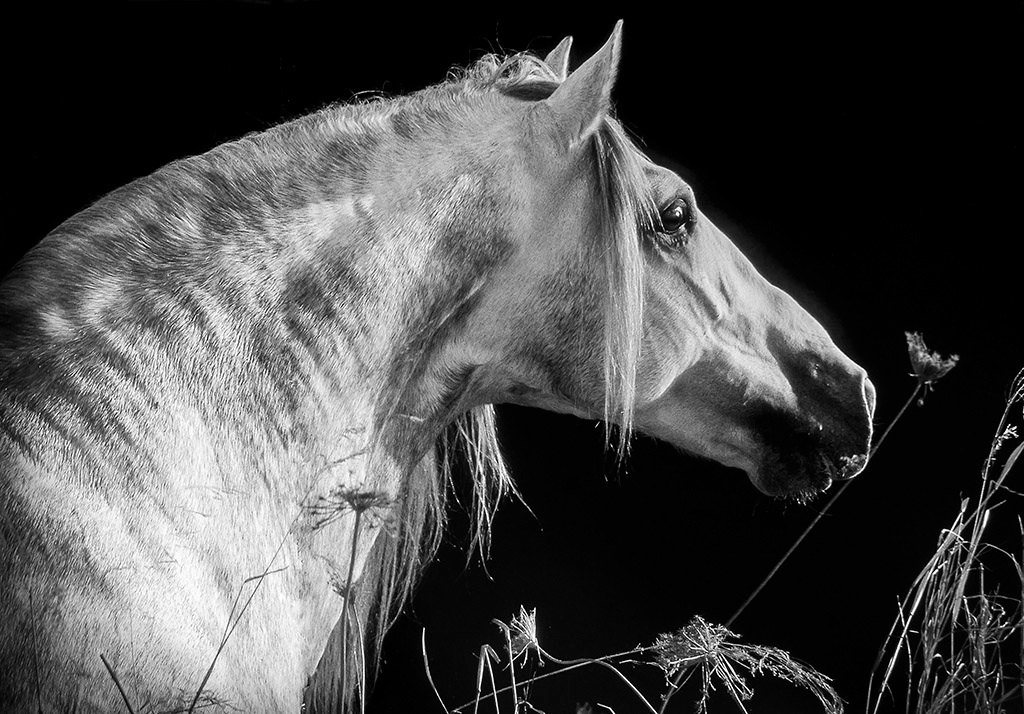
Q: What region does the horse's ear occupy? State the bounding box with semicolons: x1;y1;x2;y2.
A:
535;20;623;150
544;36;573;81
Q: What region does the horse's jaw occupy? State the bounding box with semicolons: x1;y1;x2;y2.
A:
634;371;876;502
644;419;853;502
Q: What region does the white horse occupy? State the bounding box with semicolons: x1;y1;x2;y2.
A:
0;22;874;712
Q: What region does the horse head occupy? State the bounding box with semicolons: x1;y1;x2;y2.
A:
445;22;875;499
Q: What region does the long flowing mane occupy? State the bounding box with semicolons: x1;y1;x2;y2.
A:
307;51;653;708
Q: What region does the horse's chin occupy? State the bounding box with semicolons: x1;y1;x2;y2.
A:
748;446;840;504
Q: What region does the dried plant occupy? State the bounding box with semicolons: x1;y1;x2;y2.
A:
307;484;394;532
867;368;1023;714
904;332;959;404
430;609;841;714
420;333;990;714
723;334;960;656
652;616;842;714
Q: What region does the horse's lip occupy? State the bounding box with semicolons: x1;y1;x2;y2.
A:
699;427;834;498
750;442;841;500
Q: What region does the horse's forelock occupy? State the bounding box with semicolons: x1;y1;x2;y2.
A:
461;51;563;95
591;120;652;458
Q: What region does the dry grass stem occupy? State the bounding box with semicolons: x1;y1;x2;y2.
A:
441;609;840;714
100;653;137;714
867;368;1022;714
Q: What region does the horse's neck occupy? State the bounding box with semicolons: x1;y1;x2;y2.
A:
144;114;451;556
1;111;451;673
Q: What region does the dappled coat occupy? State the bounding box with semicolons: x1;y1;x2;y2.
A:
0;23;874;712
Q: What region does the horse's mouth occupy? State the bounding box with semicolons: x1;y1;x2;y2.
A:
751;447;834;501
750;437;869;503
736;396;871;501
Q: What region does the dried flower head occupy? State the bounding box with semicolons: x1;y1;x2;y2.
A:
905;332;959;406
652;616;734;680
509;606;539;661
307;485;394;530
494;606;541;667
906;332;958;389
339;487;394;514
651;616;842;714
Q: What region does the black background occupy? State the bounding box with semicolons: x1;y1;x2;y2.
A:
6;2;1021;712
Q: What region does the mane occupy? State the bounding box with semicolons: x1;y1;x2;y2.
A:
308;50;652;712
460;50;652;448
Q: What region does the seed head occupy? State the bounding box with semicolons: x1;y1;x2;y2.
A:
906;332;958;386
651;616;734;679
650;616;843;713
906;332;958;404
307;485;394;530
494;606;541;667
509;606;539;661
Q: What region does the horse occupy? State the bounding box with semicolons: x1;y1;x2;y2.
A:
0;21;876;712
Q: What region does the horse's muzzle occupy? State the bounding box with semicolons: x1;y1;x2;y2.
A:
748;369;875;499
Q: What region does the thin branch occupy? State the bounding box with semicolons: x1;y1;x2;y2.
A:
452;647;653;713
725;382;922;630
186;557;289;713
340;509;364;709
100;653;137;714
540;648;658;714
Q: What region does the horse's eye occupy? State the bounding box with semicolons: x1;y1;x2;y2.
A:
658;198;692;236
